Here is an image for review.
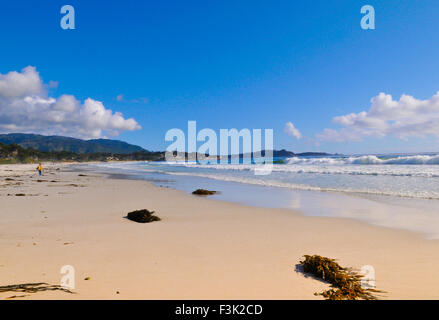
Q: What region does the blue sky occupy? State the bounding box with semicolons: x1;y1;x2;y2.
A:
1;0;439;154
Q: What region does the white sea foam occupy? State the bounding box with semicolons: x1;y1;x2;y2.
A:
286;154;439;165
89;154;439;200
179;161;439;178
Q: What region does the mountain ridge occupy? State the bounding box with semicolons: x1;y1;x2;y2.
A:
0;133;333;158
0;133;145;154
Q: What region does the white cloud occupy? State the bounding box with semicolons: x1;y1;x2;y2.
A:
0;67;141;139
284;122;302;140
317;91;439;142
0;66;43;98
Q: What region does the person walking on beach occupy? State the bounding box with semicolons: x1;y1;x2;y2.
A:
37;163;43;176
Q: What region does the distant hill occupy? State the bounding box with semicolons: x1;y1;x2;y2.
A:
0;133;332;160
0;142;164;164
234;149;332;158
171;149;333;162
272;149;333;157
0;133;145;154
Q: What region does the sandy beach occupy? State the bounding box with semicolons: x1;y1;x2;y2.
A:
1;163;439;300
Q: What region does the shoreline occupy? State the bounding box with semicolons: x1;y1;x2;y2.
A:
1;163;439;299
75;162;439;240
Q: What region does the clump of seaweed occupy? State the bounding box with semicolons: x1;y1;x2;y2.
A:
192;189;217;195
0;282;74;295
127;209;161;223
299;255;383;300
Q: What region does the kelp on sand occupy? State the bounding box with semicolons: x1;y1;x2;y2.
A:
299;255;384;300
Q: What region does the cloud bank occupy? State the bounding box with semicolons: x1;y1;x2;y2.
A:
317;92;439;142
0;66;141;139
284;122;302;139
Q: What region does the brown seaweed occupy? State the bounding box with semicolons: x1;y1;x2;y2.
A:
126;209;161;223
299;255;384;300
0;282;74;295
192;189;217;195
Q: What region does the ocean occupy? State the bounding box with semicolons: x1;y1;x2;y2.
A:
79;153;439;239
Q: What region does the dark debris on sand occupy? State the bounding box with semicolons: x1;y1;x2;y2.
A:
127;209;161;223
299;254;384;300
192;189;217;196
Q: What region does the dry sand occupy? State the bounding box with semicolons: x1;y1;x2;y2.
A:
1;163;439;299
